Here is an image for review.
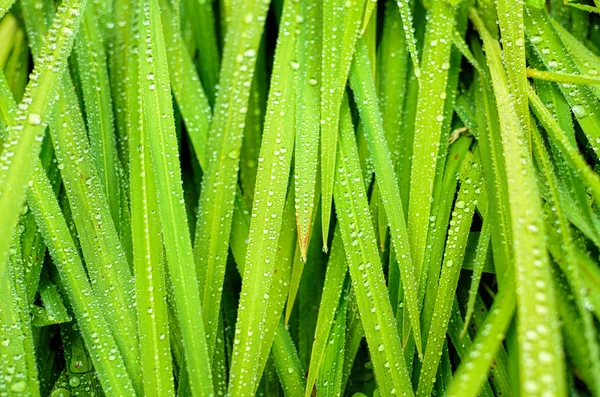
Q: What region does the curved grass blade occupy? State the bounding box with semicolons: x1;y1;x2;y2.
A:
350;35;422;355
320;0;364;249
192;0;271;358
334;97;414;397
0;13;17;67
416;158;481;397
0;0;87;276
272;321;306;396
139;0;213;393
28;165;136;395
295;0;322;258
527;68;600;85
472;9;567;395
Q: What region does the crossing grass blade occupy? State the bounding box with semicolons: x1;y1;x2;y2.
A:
192;0;271;359
334;97;414;397
317;290;347;397
27;165;136;395
294;0;322;258
0;0;15;19
416;156;482;397
139;0;213;393
350;35;422;355
0;0;87;276
472;8;567;395
320;0;364;249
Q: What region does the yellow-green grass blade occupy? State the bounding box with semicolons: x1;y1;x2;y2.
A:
227;1;300;392
527;68;600;85
295;0;322;258
320;0;365;249
28;164;136;395
129;37;175;396
472;8;567;396
406;0;455;304
73;3;121;230
139;0;213;393
0;0;87;277
192;0;271;359
334;97;414;397
416;156;482;397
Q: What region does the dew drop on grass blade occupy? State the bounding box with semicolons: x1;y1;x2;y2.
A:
139;0;213;394
334;97;414;397
192;0;271;358
0;0;87;275
320;0;364;250
227;1;299;393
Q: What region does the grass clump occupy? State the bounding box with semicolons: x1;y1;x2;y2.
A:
1;0;600;396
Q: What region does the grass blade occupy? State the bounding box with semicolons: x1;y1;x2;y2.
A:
139;0;213;393
320;0;364;248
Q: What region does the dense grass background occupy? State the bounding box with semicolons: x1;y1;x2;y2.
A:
1;0;600;396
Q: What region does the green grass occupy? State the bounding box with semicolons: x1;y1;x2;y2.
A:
2;0;600;396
